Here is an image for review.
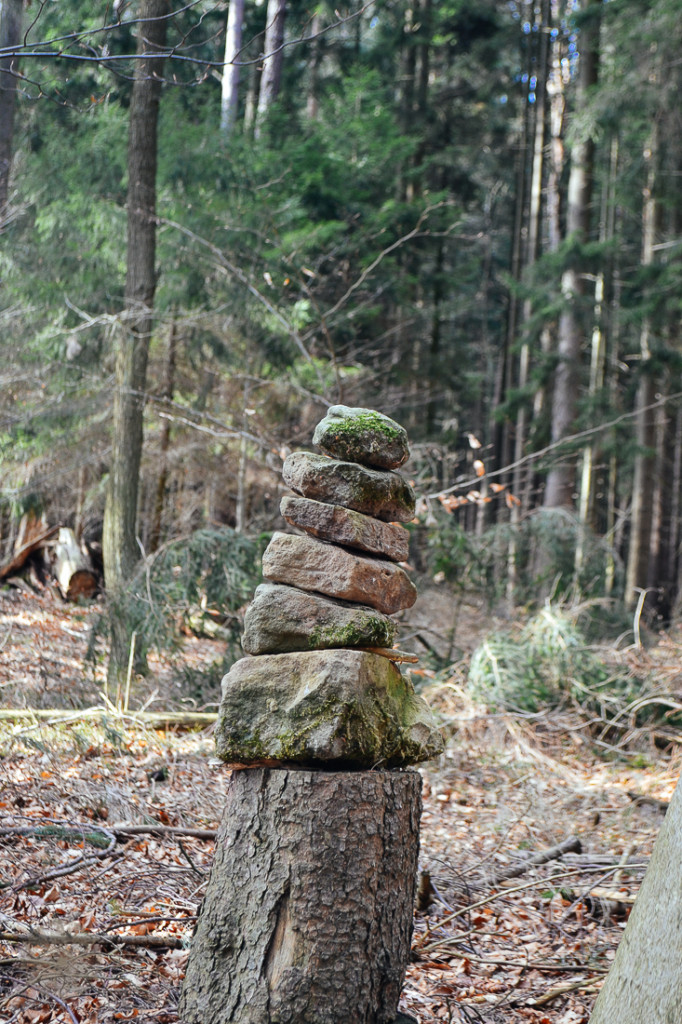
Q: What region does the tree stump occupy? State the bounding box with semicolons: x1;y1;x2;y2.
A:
179;767;422;1024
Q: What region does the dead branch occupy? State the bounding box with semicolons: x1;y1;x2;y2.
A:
110;824;217;841
0;525;60;579
0;926;185;950
627;790;669;813
0;708;217;728
487;835;583;887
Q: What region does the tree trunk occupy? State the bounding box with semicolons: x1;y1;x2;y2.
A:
0;0;22;225
625;127;660;608
544;0;600;509
255;0;286;136
589;771;682;1023
148;318;177;553
179;767;422;1024
220;0;244;136
102;0;168;679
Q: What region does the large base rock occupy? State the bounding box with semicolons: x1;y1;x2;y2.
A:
262;531;417;615
179;768;422;1024
215;650;444;768
242;583;396;654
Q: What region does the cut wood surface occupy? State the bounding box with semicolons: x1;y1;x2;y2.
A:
52;527;97;600
180;767;422;1024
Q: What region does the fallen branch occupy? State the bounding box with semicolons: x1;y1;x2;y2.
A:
0;821;217;845
6;828;118;892
487;836;582;887
111;823;217;841
0;707;217;728
525;976;602;1007
0;926;186;950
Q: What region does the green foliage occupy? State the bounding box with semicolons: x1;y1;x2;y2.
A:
425;508;620;609
90;528;268;671
468;606;633;713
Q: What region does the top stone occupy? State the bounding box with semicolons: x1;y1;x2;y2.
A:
313;406;410;470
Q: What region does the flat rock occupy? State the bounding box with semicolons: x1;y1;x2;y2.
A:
280;495;410;562
242;583;397;655
283;451;415;523
262;532;417;615
313;405;410;469
215;650;444;769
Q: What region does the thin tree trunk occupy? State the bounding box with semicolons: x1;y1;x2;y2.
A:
544;0;600;509
305;12;321;120
255;0;286;136
0;0;22;225
220;0;244;136
102;0;168;679
148;318;177;553
625;126;660;608
180;768;421;1024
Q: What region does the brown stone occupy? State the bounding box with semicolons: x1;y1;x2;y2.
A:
282;451;415;523
242;582;396;654
214;649;444;768
262;531;417;614
280;494;410;562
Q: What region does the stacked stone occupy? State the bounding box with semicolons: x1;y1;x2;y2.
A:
215;405;443;770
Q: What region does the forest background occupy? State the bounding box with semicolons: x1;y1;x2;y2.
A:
2;0;681;682
2;3;682;1022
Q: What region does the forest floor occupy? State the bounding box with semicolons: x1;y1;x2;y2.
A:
0;586;679;1024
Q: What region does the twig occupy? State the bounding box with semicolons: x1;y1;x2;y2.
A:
177;839;206;876
487;836;582;887
525;976;602;1007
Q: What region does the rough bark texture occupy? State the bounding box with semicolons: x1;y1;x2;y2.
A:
179;768;422;1024
589;771;682;1023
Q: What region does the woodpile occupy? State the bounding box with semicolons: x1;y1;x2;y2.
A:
0;513;97;601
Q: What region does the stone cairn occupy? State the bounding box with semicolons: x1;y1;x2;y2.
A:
179;407;444;1024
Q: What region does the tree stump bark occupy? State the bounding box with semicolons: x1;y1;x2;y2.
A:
179;767;422;1024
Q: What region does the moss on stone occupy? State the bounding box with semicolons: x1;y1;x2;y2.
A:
308;614;395;650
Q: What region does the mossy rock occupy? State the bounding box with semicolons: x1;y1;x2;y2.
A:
313;405;410;469
215;650;444;769
242;583;397;655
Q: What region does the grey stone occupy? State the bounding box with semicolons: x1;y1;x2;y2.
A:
242;582;397;655
280;495;410;562
262;531;417;615
283;451;415;524
215;650;444;769
313;405;410;469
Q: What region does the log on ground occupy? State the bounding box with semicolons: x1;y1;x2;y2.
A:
179;767;422;1024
